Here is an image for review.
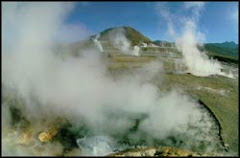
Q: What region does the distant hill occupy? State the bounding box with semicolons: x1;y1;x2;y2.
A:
200;42;238;64
153;40;174;47
96;26;152;46
75;26;238;64
208;41;238;49
203;41;238;57
153;40;238;63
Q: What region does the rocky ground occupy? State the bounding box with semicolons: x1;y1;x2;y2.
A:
107;146;223;157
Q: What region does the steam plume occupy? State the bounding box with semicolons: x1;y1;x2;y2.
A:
108;28;140;56
93;34;104;52
156;2;234;77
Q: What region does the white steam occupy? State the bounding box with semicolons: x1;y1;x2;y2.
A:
76;136;115;156
93;34;104;52
156;2;234;77
108;28;140;56
175;20;223;76
2;2;223;156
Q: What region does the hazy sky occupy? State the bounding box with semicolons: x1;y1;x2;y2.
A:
64;2;238;43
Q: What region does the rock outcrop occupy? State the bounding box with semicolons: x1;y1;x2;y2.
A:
38;127;58;143
107;146;222;157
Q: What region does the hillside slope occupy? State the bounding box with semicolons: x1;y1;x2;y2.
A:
97;26;152;46
201;42;238;64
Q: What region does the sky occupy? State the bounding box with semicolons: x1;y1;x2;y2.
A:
64;2;238;44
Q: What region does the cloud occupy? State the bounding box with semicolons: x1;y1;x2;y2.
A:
231;5;239;34
155;2;170;19
79;2;91;6
155;2;176;37
184;2;205;23
184;2;205;10
232;7;238;21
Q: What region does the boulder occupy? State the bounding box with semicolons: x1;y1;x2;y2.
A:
38;127;58;143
